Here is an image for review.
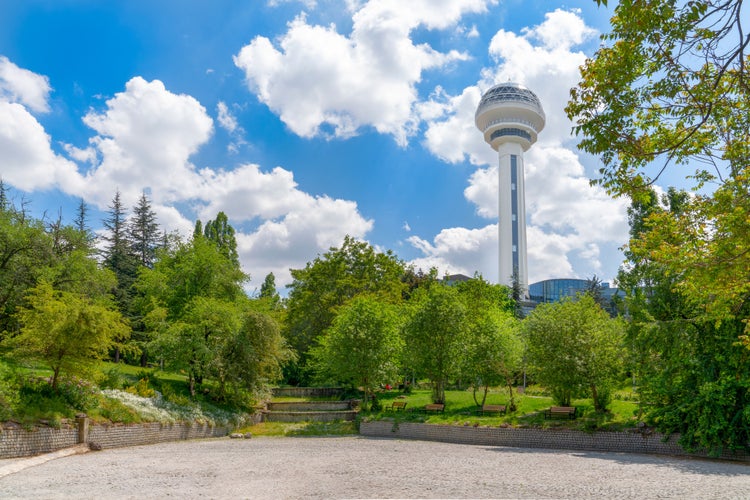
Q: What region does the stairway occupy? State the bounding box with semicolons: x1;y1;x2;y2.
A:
262;388;359;423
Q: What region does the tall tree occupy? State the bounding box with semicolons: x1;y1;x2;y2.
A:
101;191;138;362
403;284;466;404
618;187;750;455
524;295;626;411
311;295;403;410
136;235;249;396
202;212;239;267
567;0;750;340
285;236;405;383
0;204;50;337
129;192;160;268
11;281;129;390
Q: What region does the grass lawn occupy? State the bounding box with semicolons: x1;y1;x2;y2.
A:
369;388;640;431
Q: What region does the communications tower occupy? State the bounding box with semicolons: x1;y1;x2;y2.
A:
475;82;545;295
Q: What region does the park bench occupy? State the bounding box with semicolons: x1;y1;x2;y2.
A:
423;403;445;413
479;404;506;416
385;401;407;412
544;406;577;420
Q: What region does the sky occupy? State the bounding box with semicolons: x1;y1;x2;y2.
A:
0;0;636;294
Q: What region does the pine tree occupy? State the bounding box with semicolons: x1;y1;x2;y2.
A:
129;192;160;268
101;191;138;362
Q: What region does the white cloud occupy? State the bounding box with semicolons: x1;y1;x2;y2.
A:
414;9;628;284
234;1;493;145
0;101;81;191
80;77;213;207
0;56;52;113
407;224;498;279
237;194;372;287
216;101;238;133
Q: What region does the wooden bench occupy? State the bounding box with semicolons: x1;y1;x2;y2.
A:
423;403;445;413
544;406;577;419
480;404;506;416
385;401;407;412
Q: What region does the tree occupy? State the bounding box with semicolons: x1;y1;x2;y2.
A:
72;198;95;246
0;203;51;337
567;0;750;341
462;309;522;409
212;310;292;402
454;276;521;408
10;281;129;390
285;236;405;383
129;192;160;268
101;191;139;362
403;284;466;404
137;234;249;396
618;187;750;455
523;295;626;410
311;295;403;410
201;212;239;267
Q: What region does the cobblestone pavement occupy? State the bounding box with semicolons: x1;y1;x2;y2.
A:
0;436;748;498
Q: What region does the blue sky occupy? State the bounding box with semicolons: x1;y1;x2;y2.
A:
0;0;634;293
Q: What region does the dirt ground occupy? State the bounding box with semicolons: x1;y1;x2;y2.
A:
1;436;749;498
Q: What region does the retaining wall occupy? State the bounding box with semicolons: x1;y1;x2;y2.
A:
360;420;750;462
0;420;229;459
271;387;343;398
266;401;353;412
263;410;358;423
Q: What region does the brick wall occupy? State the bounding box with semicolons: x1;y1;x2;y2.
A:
360;421;750;462
0;421;229;459
87;422;228;450
0;425;78;459
271;387;343;398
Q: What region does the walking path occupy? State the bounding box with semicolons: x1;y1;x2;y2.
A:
0;436;748;498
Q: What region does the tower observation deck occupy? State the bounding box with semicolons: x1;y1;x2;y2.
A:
475;82;545;294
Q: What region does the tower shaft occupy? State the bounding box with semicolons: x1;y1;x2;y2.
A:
497;142;528;294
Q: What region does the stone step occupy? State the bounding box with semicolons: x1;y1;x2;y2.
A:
263;410;358;423
266;401;353;412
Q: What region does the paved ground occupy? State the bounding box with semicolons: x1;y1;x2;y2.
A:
0;436;749;498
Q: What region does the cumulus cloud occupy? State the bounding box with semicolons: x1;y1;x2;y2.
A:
415;9;628;283
234;0;493;145
0;59;373;291
80;77;213;207
77;78;373;289
0;58;81;191
407;224;498;279
0;102;81;191
0;56;52;113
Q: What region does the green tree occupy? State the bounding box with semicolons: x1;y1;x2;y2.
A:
0;203;51;337
101;191;139;336
285;236;405;383
137;234;249;396
311;295;403;410
524;295;625;410
403;284;466;404
567;0;750;341
454;276;521;408
10;281;129;390
618;187;750;455
201;212;239;267
129;192;160;268
259;272;280;305
212;310;292;402
462;309;522;409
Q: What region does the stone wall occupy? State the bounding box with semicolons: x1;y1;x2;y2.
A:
0;425;78;459
0;420;229;459
360;420;750;462
271;387;343;398
87;422;228;450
